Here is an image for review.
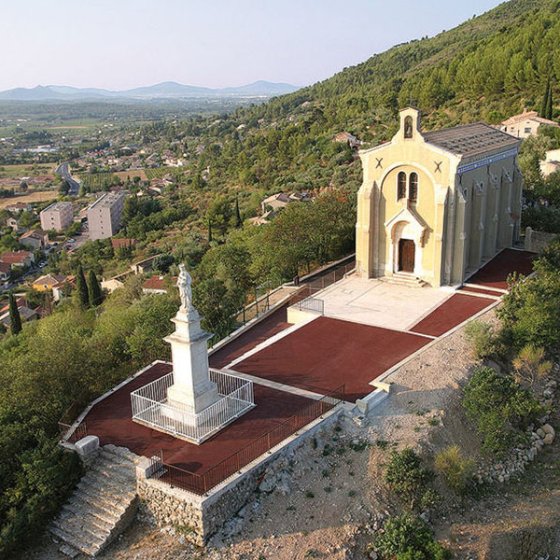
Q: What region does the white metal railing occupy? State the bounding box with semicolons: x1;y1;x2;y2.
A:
294;296;324;315
130;369;254;444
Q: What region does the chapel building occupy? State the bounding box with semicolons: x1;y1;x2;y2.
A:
355;108;523;287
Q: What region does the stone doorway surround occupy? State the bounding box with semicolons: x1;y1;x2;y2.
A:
385;207;428;277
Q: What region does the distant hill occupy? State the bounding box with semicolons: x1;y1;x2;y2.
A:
225;0;559;138
0;80;299;101
169;0;560;196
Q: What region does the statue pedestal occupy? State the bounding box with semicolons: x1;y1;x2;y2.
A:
164;307;220;415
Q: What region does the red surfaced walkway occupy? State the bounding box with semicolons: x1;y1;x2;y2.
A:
410;294;494;338
233;316;431;402
84;362;314;473
466;248;536;290
209;304;292;369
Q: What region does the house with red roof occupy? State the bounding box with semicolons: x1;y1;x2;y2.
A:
0;250;34;269
142;275;175;295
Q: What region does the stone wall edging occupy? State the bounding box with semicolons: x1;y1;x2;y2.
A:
137;405;343;544
475;377;557;484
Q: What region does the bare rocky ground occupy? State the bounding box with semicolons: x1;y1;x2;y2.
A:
30;309;560;560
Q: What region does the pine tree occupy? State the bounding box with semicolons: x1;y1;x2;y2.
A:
87;270;103;307
8;293;22;335
547;82;554;120
76;265;89;308
234;195;242;228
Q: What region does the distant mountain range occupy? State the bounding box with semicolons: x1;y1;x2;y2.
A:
0;80;299;101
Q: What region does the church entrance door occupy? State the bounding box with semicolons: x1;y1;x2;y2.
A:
398;239;415;273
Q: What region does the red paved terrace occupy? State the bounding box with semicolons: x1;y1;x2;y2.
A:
233;317;431;402
83;362;316;473
210;304;291;369
466;248;536;290
410;294;494;338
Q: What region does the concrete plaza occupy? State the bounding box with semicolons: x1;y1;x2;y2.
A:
315;275;452;331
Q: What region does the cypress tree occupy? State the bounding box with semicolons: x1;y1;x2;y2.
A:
8;293;22;335
234;195;242;228
547;83;554;120
87;270;103;307
540;80;550;118
76;265;89;308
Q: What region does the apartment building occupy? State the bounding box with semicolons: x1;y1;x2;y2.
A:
40;201;74;232
87;192;126;240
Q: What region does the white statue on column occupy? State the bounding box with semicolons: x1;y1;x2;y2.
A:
177;264;193;311
165;263;219;417
176;264;199;321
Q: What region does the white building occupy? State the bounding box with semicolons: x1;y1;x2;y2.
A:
87;192;126;240
40;202;74;232
501;109;559;139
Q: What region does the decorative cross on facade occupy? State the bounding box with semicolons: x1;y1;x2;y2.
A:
375;158;383;169
434;161;442;173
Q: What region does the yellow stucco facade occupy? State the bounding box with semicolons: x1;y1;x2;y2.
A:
356;108;523;287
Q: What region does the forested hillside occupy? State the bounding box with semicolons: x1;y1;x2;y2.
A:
173;0;560;197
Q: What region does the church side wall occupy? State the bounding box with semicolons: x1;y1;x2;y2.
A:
450;156;520;284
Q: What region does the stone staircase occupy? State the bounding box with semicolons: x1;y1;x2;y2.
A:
381;272;429;288
49;445;138;557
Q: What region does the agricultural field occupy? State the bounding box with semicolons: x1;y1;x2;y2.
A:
144;167;185;180
0;163;55;179
79;172;120;192
0;190;58;209
114;169;148;182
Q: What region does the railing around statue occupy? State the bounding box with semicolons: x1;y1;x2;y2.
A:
148;385;345;495
130;370;255;444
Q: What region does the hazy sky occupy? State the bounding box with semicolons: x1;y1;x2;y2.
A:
0;0;503;91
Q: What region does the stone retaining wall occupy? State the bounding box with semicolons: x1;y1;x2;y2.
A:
476;378;557;484
137;405;343;545
524;227;557;253
137;479;205;545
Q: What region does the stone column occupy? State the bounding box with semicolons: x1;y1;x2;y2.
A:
165;307;219;414
469;181;484;270
498;171;513;249
452;187;468;285
484;173;499;259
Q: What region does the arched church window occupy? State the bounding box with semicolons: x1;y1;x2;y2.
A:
397;172;407;200
404;116;413;139
409;172;418;202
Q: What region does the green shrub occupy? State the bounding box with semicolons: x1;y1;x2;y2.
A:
464;321;497;359
385;449;435;510
462;366;543;455
434;445;475;495
512;345;553;388
373;514;451;560
498;268;560;352
536;239;560;273
0;437;81;557
522;207;560;234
